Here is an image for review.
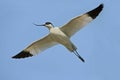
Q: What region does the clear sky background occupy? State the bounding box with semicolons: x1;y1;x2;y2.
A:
1;0;120;80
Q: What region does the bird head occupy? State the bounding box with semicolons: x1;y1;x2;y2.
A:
34;22;54;29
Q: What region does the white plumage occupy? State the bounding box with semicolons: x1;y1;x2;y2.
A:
12;4;104;62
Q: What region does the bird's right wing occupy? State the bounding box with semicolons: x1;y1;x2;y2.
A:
60;4;103;37
12;34;58;59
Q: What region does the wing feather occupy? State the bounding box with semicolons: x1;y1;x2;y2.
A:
60;4;103;37
12;34;58;59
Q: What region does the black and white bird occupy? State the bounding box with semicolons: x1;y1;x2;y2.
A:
12;4;104;62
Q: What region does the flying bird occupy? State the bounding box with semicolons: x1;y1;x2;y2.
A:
12;4;104;62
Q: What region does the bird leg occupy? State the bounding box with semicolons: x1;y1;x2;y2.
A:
73;50;85;62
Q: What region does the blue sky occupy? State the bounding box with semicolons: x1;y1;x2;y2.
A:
1;0;120;80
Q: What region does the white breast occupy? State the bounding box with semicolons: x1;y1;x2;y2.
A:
50;27;66;36
50;27;70;44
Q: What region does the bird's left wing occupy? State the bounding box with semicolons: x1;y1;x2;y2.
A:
12;34;58;59
60;4;103;37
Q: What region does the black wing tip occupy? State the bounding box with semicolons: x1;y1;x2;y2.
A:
12;51;33;59
87;4;104;19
